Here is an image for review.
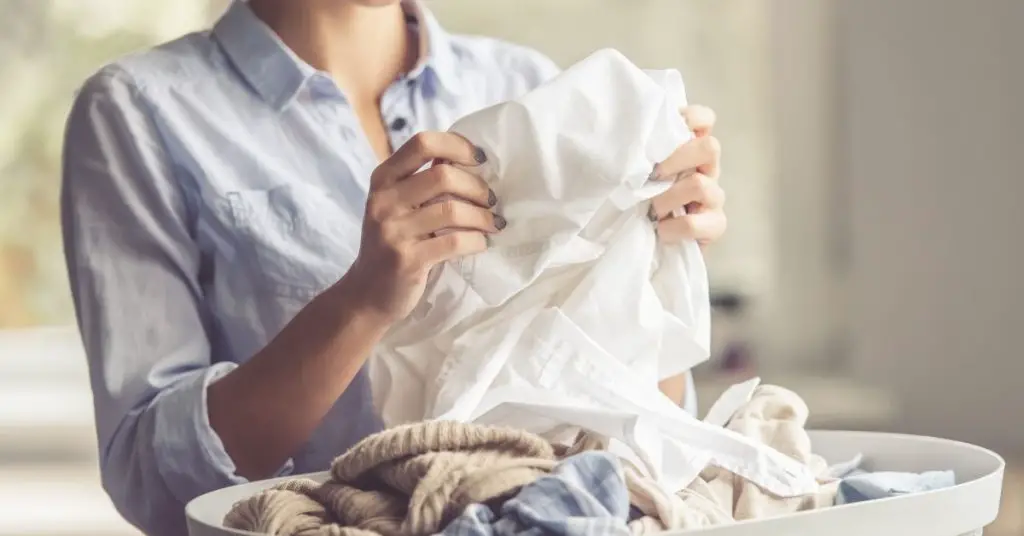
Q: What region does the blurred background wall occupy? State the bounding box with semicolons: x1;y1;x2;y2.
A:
842;0;1024;451
0;0;1020;534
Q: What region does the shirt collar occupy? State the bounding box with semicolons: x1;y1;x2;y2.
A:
212;0;462;111
212;1;311;111
405;2;464;97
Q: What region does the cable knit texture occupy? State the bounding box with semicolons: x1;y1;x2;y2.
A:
224;422;558;536
223;387;838;535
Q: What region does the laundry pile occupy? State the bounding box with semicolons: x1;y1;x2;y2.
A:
224;49;958;536
224;385;839;536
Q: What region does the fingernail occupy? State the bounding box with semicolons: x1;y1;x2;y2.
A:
647;204;659;222
487;189;497;207
473;146;487;165
493;213;507;231
648;163;660;181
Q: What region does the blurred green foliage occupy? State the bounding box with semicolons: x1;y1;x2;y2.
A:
0;0;212;327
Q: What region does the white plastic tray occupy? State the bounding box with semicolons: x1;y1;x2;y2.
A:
186;431;1005;536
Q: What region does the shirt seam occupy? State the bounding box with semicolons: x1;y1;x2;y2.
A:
102;65;202;232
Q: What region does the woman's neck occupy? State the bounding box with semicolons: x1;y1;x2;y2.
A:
249;0;417;103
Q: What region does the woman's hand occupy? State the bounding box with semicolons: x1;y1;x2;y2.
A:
345;132;504;323
649;105;727;247
211;132;501;479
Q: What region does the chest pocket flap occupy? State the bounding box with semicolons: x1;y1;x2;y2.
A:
225;183;362;300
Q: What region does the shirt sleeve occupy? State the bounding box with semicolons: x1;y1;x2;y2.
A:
61;66;292;536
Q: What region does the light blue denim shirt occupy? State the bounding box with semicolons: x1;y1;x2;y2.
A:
61;2;695;534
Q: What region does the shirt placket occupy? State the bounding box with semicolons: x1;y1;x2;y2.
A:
381;77;418;152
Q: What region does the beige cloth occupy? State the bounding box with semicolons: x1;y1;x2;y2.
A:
224;386;838;535
224;421;558;536
625;385;839;533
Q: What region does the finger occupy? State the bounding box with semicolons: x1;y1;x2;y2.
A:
397;163;495;211
415;231;489;268
656;211;728;245
649;173;725;221
372;132;485;188
402;198;504;238
681;105;717;137
653;135;721;180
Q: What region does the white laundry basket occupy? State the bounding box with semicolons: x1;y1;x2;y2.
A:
186;431;1005;536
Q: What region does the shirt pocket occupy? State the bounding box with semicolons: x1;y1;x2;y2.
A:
225;184;361;300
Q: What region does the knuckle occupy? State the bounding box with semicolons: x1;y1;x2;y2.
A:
433;163;458;190
369;167;385;186
443;232;466;252
702;135;722;157
409;132;435;155
378;219;401;244
696;174;714;195
366;195;389;222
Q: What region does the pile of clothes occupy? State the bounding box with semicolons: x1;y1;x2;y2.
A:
224;49;956;535
224;385;886;536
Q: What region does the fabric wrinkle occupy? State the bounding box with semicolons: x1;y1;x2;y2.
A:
367;48;817;498
618;385;840;532
224;386;842;536
835;470;956;505
440;451;633;536
224;421;562;536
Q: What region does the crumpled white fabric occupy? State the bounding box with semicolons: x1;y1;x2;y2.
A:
368;49;817;496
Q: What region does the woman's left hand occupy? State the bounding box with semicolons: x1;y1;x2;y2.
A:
649;105;727;248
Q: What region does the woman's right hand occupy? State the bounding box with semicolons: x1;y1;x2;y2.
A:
345;132;505;323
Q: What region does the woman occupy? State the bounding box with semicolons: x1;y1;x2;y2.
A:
61;1;726;534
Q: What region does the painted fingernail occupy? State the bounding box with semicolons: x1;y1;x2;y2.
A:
493;213;507;231
473;146;487;164
647;204;659;222
487;189;497;207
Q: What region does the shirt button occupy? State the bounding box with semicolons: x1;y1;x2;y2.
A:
389;117;408;131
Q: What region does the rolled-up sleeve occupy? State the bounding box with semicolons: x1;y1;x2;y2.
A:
61;67;288;535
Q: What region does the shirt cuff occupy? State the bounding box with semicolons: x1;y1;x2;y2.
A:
152;362;295;501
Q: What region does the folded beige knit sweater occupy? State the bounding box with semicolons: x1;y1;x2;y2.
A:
224;386;838;536
224;421;558;536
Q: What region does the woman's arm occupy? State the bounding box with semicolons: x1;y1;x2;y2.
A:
206;278;391;479
63;67;497;535
658;374;689;405
212;126;500;478
64;67;242;535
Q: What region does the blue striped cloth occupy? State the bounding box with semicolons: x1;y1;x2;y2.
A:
440;451;632;536
836;470;956;505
